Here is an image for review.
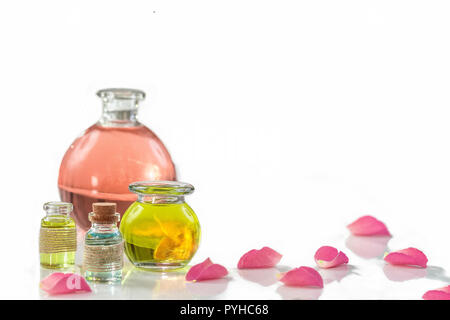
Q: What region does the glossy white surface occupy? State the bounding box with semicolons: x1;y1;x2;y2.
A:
33;231;449;300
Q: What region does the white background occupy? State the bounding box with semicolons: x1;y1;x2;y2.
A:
0;0;449;299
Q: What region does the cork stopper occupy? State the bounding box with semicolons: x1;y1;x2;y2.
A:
89;203;120;224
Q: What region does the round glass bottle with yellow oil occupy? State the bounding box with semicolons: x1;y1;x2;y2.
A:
120;181;200;271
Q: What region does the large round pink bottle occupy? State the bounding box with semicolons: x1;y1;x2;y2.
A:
58;88;176;231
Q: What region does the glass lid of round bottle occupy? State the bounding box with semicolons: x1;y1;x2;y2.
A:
129;181;194;196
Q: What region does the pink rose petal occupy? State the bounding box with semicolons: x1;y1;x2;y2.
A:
347;215;391;236
40;272;65;291
384;247;428;268
238;246;282;269
423;286;450;300
40;273;91;295
186;258;228;282
279;266;324;288
314;246;349;269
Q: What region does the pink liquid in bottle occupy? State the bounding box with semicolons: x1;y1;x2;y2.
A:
58;89;176;231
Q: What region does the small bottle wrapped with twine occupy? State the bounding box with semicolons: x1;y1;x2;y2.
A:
83;203;123;275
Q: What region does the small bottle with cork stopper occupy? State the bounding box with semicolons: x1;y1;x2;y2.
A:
83;202;123;283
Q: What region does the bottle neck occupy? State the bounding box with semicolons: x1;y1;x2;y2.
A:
43;202;73;217
43;213;72;222
89;223;119;233
138;194;185;204
44;211;71;219
98;98;141;127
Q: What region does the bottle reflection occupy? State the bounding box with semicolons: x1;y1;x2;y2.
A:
85;282;123;299
40;266;76;277
121;267;179;299
152;273;191;299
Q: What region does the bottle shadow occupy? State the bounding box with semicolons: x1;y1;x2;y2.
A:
345;235;391;259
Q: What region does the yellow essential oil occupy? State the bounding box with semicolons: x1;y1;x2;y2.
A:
120;181;200;271
39;202;76;269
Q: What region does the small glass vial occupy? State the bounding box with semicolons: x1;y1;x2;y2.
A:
83;203;123;283
39;202;76;269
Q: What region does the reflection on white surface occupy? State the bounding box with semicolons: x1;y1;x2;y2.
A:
346;235;391;259
383;264;427;282
382;264;450;283
37;259;450;300
121;267;191;300
319;265;355;284
186;278;229;298
150;276;190;300
39;266;78;281
34;234;449;300
85;282;124;300
276;285;323;300
238;268;279;287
